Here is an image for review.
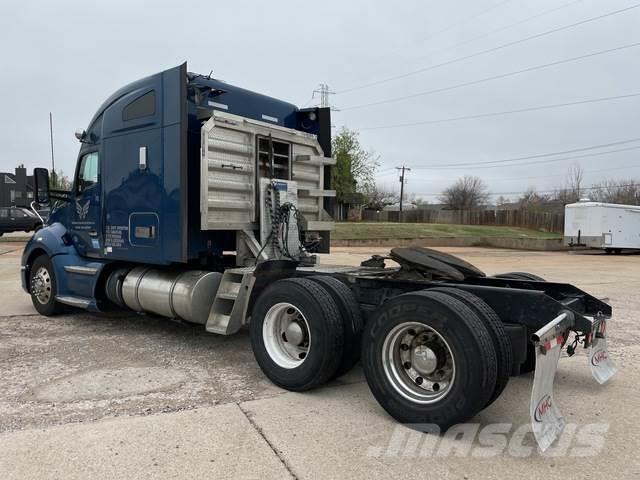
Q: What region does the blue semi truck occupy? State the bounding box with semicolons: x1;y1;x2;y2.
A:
22;63;616;450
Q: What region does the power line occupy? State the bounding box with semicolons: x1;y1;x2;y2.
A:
436;145;640;171
410;138;640;169
379;146;640;180
416;0;515;46
342;40;640;111
484;161;640;182
406;0;584;71
356;92;640;130
375;144;640;179
337;2;640;95
414;182;640;198
349;0;583;101
299;95;315;108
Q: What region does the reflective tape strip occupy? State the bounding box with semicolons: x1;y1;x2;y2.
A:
543;333;565;353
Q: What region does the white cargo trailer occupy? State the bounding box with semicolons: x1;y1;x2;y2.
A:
564;201;640;253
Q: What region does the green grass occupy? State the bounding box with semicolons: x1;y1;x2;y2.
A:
333;222;561;240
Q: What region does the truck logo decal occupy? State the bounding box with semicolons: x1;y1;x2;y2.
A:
76;199;90;220
591;349;608;366
534;394;553;422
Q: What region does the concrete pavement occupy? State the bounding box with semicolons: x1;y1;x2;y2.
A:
1;243;640;478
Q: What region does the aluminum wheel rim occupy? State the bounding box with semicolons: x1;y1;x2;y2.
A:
263;302;311;369
382;322;456;404
32;266;52;305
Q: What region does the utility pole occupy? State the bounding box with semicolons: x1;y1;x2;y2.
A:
49;112;56;188
396;166;411;220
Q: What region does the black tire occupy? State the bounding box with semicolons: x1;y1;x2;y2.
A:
250;278;344;391
307;276;363;379
29;255;64;316
362;290;497;430
429;287;512;408
495;271;545;282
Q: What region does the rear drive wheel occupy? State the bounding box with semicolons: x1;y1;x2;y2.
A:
307;275;363;378
29;255;64;316
362;290;497;430
429;287;512;408
250;278;344;391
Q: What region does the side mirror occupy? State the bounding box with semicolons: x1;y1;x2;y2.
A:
34;168;50;205
75;129;87;141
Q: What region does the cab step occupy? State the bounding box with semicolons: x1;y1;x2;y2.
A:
205;267;256;335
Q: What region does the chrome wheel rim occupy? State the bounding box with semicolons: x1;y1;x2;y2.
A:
32;266;52;305
262;302;311;369
382;322;455;404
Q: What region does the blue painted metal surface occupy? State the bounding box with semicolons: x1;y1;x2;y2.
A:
21;62;327;308
21;222;106;310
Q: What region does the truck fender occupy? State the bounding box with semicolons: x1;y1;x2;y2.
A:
21;222;107;310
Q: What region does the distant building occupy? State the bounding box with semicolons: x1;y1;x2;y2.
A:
0;165;34;207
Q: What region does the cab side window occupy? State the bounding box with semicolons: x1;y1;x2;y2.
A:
0;208;8;218
77;152;99;194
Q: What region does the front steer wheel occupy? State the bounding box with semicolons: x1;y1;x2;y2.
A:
29;255;64;316
362;290;497;430
250;278;344;391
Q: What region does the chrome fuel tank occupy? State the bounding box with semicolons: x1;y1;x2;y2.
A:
119;267;222;324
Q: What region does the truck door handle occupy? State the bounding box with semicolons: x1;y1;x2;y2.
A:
88;230;98;237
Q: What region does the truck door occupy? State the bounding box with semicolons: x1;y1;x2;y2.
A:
101;63;186;264
69;150;102;257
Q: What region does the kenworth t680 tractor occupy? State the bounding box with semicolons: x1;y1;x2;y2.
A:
22;63;616;450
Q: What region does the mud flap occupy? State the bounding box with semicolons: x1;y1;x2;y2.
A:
530;313;571;451
530;337;566;451
589;319;617;384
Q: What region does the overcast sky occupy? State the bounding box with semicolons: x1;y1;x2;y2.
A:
1;0;638;202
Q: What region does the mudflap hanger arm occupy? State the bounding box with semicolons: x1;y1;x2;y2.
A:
529;309;617;451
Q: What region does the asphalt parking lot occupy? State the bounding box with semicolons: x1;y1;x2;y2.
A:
1;242;639;479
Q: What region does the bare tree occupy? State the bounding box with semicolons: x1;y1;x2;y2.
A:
557;163;584;203
591;179;640;205
518;187;551;211
411;196;429;207
495;195;509;207
363;183;400;210
438;175;489;210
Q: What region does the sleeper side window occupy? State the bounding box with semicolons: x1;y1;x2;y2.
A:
122;91;156;121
